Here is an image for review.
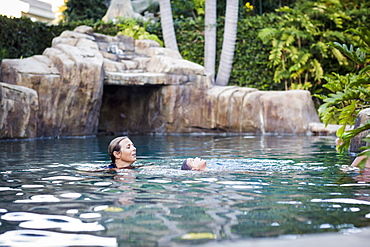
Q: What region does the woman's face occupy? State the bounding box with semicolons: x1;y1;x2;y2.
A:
115;138;137;164
187;157;207;171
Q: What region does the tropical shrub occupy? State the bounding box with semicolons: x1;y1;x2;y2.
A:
258;0;356;92
116;18;163;46
316;27;370;168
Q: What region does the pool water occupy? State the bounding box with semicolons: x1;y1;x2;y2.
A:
0;134;369;247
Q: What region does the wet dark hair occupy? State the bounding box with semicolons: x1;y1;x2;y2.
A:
181;159;192;170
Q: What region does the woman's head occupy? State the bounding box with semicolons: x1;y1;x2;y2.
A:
181;157;207;171
181;159;192;170
108;136;137;168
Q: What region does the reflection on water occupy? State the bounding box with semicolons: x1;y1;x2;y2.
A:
0;135;369;246
0;229;116;247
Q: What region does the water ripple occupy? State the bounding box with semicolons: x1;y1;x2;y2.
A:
1;212;105;232
0;230;116;247
311;198;370;205
14;195;60;203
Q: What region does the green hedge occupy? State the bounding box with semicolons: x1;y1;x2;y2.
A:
1;16;70;60
0;16;56;59
232;14;281;90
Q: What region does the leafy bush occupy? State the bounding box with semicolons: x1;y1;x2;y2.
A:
116;18;163;46
257;0;370;93
0;16;54;60
232;13;281;90
316;27;370;168
174;17;205;66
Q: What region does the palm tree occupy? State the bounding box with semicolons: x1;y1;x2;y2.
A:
204;0;217;84
215;0;239;86
159;0;178;51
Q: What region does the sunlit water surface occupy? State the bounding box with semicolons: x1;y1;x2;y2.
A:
0;134;369;247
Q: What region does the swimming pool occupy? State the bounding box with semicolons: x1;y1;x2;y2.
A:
0;134;369;246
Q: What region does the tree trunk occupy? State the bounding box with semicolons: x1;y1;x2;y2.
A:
215;0;239;86
205;0;217;84
159;0;178;51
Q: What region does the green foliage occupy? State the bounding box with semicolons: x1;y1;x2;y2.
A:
192;0;205;15
170;0;204;19
258;0;358;92
170;0;296;20
116;18;163;46
316;27;370;168
332;28;370;66
0;15;60;61
172;17;205;65
62;0;108;22
216;0;296;18
232;13;281;90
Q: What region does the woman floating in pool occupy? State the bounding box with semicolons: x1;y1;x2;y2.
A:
181;157;207;171
107;136;137;170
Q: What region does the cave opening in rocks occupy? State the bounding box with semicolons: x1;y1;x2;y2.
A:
98;84;164;134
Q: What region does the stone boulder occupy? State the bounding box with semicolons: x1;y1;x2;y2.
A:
99;34;211;88
308;122;344;136
99;86;320;134
246;90;320;134
0;82;38;139
0;26;104;137
350;108;370;153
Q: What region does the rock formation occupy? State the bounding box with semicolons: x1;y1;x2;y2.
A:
0;82;38;139
99;85;319;134
350;108;370;153
0;25;321;139
0;27;104;137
